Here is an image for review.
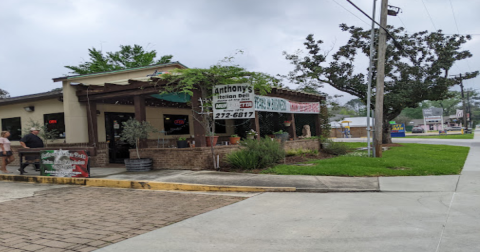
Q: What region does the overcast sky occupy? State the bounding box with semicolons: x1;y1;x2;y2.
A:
1;0;478;104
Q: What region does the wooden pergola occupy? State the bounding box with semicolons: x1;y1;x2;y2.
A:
75;79;326;148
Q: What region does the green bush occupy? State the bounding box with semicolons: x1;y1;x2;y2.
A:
226;137;285;170
286;148;319;156
321;138;352;156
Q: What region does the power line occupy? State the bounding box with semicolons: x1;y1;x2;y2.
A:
345;0;404;51
398;16;408;30
421;0;437;31
330;0;370;26
448;0;461;34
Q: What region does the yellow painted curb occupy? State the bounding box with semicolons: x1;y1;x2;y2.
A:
0;174;86;185
0;175;296;192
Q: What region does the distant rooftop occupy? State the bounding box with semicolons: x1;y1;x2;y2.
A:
0;90;63;106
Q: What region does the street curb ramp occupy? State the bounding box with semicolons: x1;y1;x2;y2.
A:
0;174;296;193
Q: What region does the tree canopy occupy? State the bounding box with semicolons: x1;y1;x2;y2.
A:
284;24;478;142
65;44;173;75
0;88;9;99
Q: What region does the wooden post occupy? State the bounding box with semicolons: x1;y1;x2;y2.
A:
314;114;321;138
192;88;206;147
134;95;147;148
288;113;297;140
87;101;98;146
250;112;261;140
374;0;389;157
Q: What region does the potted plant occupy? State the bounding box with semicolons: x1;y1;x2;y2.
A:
273;130;289;141
177;137;188;148
205;132;218;147
246;129;258;140
120;118;156;172
284;120;291;127
229;134;241;145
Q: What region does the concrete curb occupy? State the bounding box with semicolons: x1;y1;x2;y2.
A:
0;174;296;193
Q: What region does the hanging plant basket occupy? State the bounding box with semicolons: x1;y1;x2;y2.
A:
284;123;291;127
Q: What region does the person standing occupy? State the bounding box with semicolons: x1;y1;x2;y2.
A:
19;127;44;174
0;131;14;173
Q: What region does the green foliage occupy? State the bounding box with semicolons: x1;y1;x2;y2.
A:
226;138;285;170
0;88;9;99
23;119;59;147
273;130;285;134
178;137;187;141
120;118;157;159
231;134;239;138
286;148;319;156
65;44;173;75
321;137;352;156
284;24;479;143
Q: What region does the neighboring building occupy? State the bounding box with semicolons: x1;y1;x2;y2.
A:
329;117;373;138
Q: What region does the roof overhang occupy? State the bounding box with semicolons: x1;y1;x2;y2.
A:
52;62;188;83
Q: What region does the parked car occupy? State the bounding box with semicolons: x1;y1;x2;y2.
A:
411;127;424;133
445;126;462;131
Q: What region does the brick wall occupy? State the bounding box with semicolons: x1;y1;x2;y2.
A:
8;142;109;167
130;139;320;170
330;127;367;138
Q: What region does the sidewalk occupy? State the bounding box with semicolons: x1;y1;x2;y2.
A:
1;166;379;192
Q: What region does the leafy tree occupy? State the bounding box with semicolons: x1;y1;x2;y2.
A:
157;57;277;169
65;44;173;75
284;24;478;143
0;88;9;99
345;98;367;116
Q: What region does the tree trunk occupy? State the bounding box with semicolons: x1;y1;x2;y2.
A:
382;119;392;144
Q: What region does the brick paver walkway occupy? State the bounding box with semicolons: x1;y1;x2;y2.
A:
0;187;244;252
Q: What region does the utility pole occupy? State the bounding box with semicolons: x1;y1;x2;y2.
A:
467;90;471;128
374;0;389;158
459;74;468;129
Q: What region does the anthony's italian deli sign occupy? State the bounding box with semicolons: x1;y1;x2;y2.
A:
213;83;255;119
40;150;89;177
254;95;320;114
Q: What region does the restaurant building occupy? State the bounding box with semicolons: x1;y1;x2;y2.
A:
0;62;326;169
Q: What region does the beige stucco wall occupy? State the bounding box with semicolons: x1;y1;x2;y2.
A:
62;81;89;143
0;98;65;146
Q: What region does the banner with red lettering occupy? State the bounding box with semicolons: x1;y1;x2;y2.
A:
254;95;320;114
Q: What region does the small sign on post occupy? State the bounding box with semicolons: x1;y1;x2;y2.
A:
390;123;406;137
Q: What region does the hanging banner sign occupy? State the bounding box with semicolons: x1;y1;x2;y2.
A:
40;150;90;177
254;95;320;114
213;83;255;119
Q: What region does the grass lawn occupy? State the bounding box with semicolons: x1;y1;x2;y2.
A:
402;134;474;139
262;143;469;177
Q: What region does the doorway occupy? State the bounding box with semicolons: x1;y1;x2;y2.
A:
105;112;135;163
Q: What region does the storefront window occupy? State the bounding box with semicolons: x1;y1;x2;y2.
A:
214;120;227;134
44;113;66;138
163;114;190;135
1;117;22;141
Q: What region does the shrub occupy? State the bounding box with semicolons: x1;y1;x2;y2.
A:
321;138;352;156
226;137;285;170
286;148;319;156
